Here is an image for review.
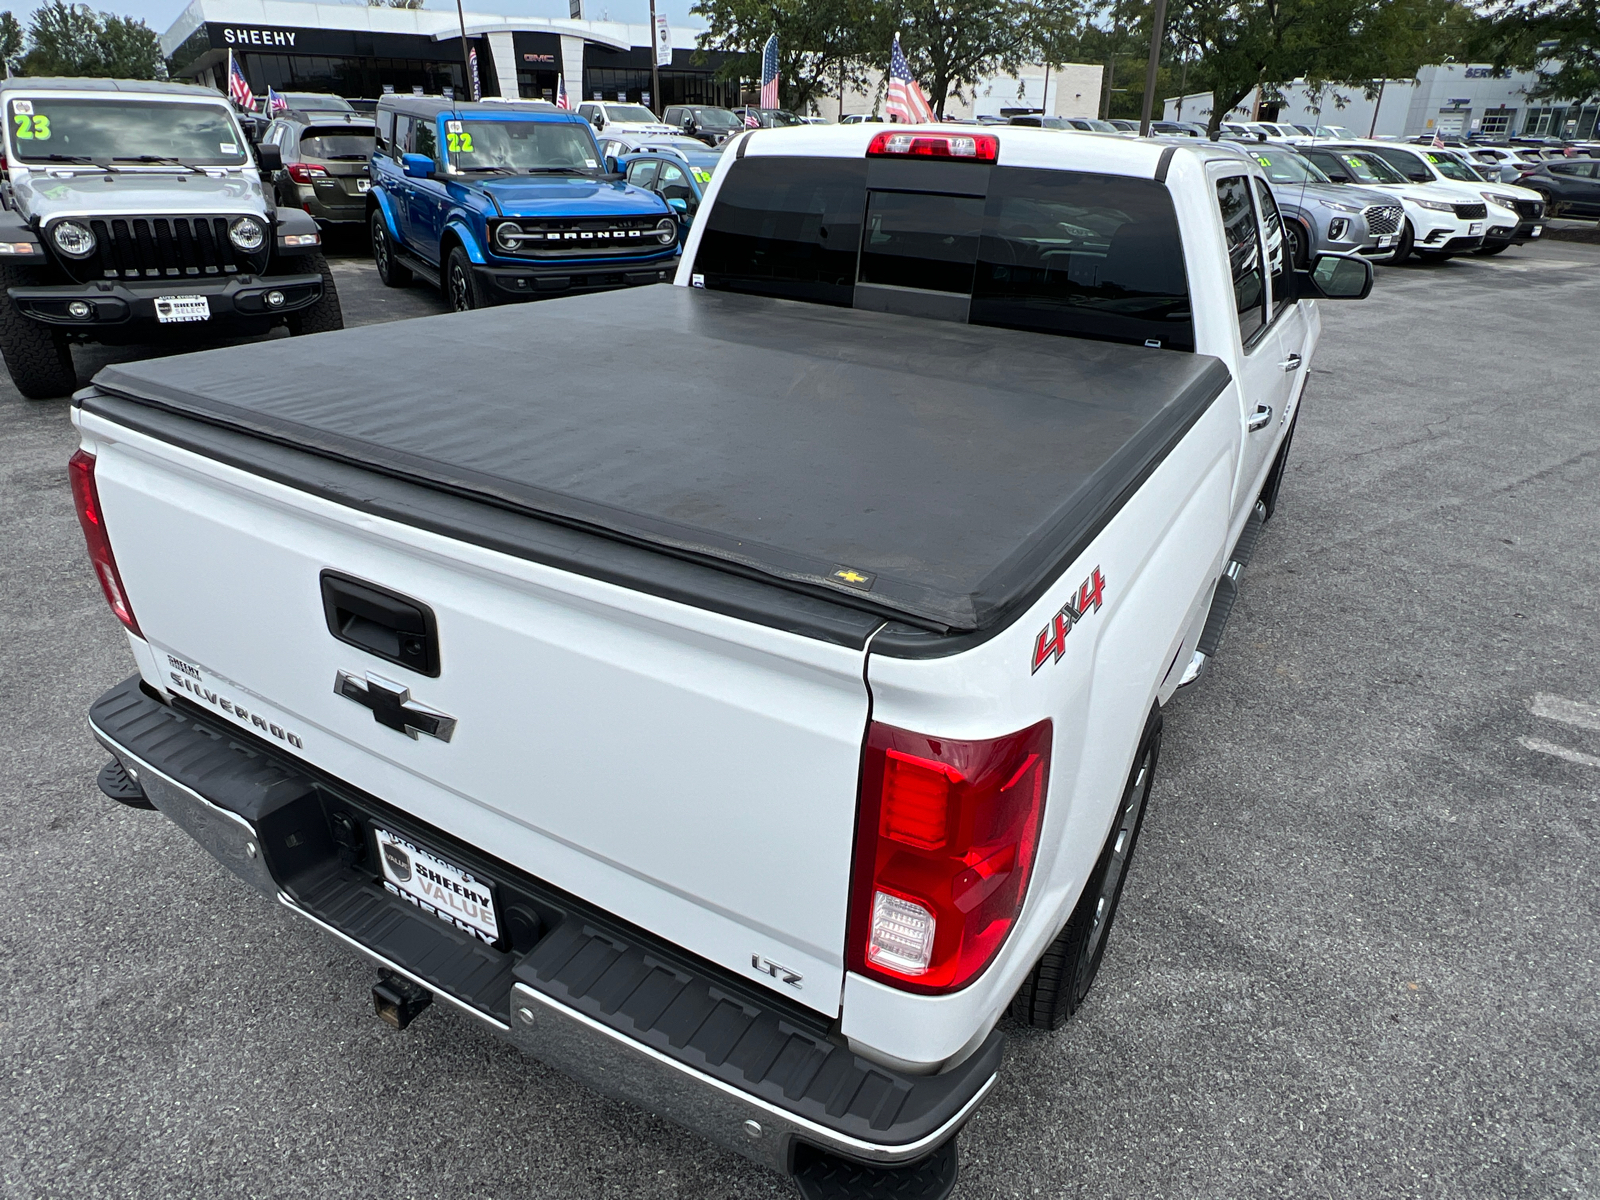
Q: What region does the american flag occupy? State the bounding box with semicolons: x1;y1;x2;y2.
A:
266;86;287;113
227;51;254;109
759;33;779;110
1431;128;1445;149
468;48;482;101
555;74;571;109
885;34;934;124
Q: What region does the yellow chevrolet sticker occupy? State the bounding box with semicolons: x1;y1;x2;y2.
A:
830;566;876;590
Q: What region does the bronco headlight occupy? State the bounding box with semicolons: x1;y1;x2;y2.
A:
51;220;96;258
653;217;677;245
228;216;266;252
494;222;523;251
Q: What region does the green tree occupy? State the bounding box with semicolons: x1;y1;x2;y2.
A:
887;0;1061;115
96;13;163;78
23;0;102;75
0;11;24;73
1165;0;1470;137
1475;0;1600;104
21;0;164;78
693;0;875;113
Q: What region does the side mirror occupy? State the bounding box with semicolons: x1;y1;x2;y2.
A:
604;155;623;177
255;143;282;172
1297;252;1373;300
667;196;689;216
401;153;435;180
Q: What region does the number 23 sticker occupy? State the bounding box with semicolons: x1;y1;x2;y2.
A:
13;112;51;140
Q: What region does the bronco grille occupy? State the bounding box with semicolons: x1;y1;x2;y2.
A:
54;215;268;284
489;215;670;258
1451;202;1488;220
1363;204;1403;236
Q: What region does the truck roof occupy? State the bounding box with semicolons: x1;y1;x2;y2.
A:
85;287;1229;635
0;77;211;98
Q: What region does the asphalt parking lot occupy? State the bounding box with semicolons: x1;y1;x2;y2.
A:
3;239;1597;1200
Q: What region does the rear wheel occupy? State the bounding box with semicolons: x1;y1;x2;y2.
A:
284;251;344;335
371;210;411;287
1009;709;1162;1030
0;264;77;399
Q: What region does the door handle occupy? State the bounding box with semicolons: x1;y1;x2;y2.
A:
321;571;440;677
1248;404;1273;431
1280;353;1303;372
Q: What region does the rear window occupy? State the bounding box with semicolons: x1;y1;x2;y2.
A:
299;127;374;160
693;158;1192;350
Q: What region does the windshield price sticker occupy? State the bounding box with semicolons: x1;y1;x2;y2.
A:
692;167;712;184
445;130;474;153
13;112;51;140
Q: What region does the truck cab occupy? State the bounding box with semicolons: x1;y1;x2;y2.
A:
367;97;678;310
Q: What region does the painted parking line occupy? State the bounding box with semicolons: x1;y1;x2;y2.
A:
1522;693;1600;768
1532;693;1600;732
1519;737;1600;769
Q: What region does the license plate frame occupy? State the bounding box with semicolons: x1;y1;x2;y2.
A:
154;295;211;323
357;178;371;192
1469;221;1485;235
1532;225;1542;237
1376;234;1394;248
374;826;503;946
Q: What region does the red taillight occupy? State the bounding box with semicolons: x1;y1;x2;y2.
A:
69;450;141;636
867;130;998;164
286;163;327;183
848;718;1051;993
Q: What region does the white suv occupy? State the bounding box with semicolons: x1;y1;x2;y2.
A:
577;101;676;139
1299;144;1489;262
1345;140;1545;257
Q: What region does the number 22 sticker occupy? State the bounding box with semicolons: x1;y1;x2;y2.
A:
13;113;51;140
446;130;474;153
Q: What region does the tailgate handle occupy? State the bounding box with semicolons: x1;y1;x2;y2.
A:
320;571;440;678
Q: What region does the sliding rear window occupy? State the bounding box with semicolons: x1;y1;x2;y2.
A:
693;157;1192;350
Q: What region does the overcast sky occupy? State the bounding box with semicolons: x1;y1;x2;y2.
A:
11;0;709;42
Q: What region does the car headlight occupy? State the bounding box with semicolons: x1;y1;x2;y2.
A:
227;216;266;252
654;217;677;245
51;220;96;258
494;222;523;251
1319;200;1360;213
1482;191;1520;209
1414;197;1456;212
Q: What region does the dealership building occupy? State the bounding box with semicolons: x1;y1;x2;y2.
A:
160;0;737;109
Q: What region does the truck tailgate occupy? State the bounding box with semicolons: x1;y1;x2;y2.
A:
81;412;873;1013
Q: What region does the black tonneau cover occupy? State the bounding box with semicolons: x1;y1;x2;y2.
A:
87;286;1230;634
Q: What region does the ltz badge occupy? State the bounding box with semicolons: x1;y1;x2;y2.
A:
1031;568;1106;673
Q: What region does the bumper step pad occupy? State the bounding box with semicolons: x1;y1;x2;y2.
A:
88;676;999;1181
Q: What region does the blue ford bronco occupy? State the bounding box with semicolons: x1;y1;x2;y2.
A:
367;97;679;310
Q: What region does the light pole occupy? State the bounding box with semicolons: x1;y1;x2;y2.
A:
1137;0;1168;137
649;0;661;114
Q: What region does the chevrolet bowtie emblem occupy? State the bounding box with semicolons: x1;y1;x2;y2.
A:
335;671;457;742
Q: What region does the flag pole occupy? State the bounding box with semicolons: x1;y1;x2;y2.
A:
1138;0;1168;137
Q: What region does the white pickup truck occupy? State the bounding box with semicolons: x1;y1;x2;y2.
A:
73;126;1369;1200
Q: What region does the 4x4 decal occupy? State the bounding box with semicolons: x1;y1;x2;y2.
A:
1031;568;1107;673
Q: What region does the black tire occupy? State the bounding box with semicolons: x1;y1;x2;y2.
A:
1390;218;1413;265
445;245;484;312
0;264;76;399
1258;406;1299;521
284;250;344;335
1473;242;1511;256
371;209;411;287
1010;708;1162;1030
1285;219;1309;270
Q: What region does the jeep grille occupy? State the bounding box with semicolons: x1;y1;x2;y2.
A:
52;215;270;284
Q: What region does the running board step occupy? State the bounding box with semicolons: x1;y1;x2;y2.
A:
1196;574;1238;658
1229;501;1268;572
